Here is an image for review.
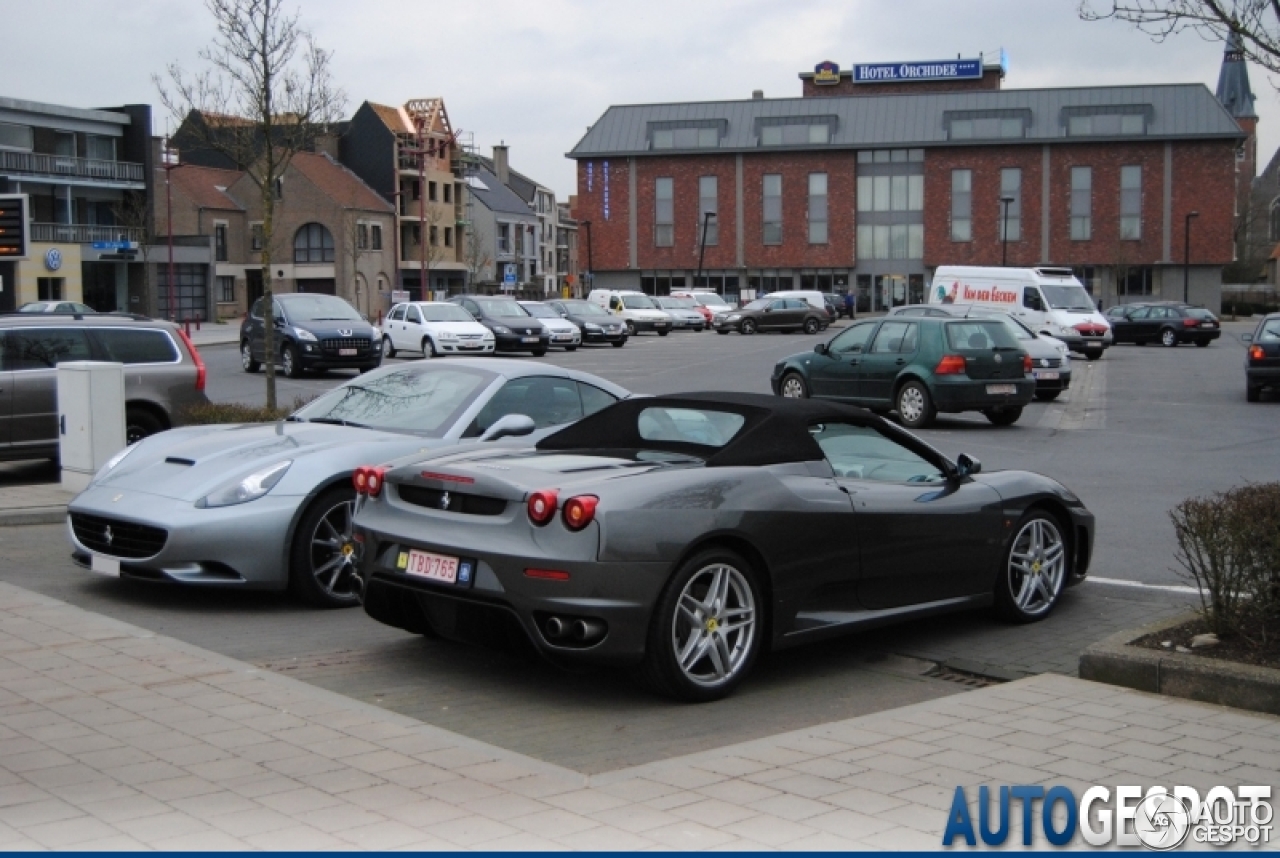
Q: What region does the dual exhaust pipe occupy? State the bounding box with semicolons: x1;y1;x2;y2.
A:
544;615;606;644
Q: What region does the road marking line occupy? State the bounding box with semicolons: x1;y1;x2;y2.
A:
1087;576;1200;595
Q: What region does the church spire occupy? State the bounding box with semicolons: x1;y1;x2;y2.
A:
1216;30;1257;119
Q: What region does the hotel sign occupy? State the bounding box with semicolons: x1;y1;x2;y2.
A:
813;60;841;85
853;58;982;83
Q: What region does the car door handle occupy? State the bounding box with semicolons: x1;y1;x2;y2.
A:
848;359;859;366
895;358;905;365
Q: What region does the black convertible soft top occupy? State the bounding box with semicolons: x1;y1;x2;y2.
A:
537;391;879;467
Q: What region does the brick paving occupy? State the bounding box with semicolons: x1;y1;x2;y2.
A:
0;580;1275;850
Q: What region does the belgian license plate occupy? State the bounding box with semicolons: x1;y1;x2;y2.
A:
90;553;120;577
338;348;357;356
522;337;539;343
1034;371;1059;380
987;384;1018;395
1201;323;1215;328
401;549;458;583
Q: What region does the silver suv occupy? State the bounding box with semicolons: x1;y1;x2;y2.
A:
0;314;210;462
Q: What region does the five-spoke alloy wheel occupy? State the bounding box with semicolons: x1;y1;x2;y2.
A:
289;486;363;608
641;549;762;702
995;512;1067;622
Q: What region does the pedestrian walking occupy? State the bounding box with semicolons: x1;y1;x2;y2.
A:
843;290;855;320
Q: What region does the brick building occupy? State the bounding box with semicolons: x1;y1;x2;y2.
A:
569;52;1250;311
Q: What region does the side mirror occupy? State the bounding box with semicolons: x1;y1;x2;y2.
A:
954;453;982;478
813;343;828;355
273;316;285;327
479;413;537;442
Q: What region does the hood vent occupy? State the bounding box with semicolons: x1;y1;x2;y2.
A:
165;457;196;466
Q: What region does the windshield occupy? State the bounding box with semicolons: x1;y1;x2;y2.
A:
945;320;1021;351
281;295;364;322
1040;285;1096;312
742;299;771;311
474;298;529;317
419;304;475;323
561;300;608;316
656;297;696;310
520;303;557;319
621;295;657;310
291;365;493;436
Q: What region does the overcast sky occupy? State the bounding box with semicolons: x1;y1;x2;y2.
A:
6;0;1272;198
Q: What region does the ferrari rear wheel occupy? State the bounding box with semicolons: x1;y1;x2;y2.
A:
994;512;1067;623
289;486;363;609
640;549;762;702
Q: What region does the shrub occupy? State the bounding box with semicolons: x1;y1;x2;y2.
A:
181;396;315;425
1170;483;1280;644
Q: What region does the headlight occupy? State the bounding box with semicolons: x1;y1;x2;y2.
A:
584;323;602;332
1058;325;1076;336
491;325;511;335
728;314;741;322
198;460;292;508
293;328;317;342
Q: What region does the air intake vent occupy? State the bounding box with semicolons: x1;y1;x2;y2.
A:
165;457;196;466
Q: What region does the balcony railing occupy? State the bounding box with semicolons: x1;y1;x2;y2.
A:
31;223;147;244
0;150;146;184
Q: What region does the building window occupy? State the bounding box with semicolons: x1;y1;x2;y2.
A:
85;135;116;161
156;263;208;321
951;170;972;241
860;175;922;213
498;223;510;254
1120;165;1142;240
293;222;335;263
1066;111;1147;137
808;173;828;244
651;126;721;149
857;149;924;164
250;222;263;252
214;222;228;261
999;169;1021;242
444;227;453;247
948;116;1025;140
218;275;236;303
0;122;33;151
763;174;782;244
444;184;452;203
429;225;438;247
37;277;64;300
274;177;284;200
428;181;437;202
1118;266;1153;296
357;222;369;250
371;224;383;250
1071;166;1092;241
698;176;718;245
759;123;832;146
857;224;923;261
655;177;674;246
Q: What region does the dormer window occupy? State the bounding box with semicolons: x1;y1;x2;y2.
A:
1062;105;1152;137
944;110;1030;141
754;116;837;147
648;120;725;150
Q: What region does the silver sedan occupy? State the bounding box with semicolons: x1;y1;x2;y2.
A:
67;359;630;608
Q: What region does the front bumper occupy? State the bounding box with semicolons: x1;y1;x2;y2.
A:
437;338;495;354
627;318;671;333
548;331;582;348
582;328;627;344
930;376;1036;412
494;333;551;352
1054;332;1111;354
66;488;301;588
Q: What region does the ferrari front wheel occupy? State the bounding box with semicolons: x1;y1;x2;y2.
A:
994;512;1067;623
640;549;762;702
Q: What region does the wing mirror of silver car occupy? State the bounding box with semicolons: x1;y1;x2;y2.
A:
480;413;537;442
954;453;982;478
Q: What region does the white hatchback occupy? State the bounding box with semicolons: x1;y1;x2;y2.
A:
519;301;582;350
381;302;495;358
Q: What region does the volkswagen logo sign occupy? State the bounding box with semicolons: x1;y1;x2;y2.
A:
994;354;1003;364
337;329;352;337
1040;358;1050;368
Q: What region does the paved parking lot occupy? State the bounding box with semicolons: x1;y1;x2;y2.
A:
2;318;1274;773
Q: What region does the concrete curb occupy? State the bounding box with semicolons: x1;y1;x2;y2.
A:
0;506;67;527
1079;611;1280;716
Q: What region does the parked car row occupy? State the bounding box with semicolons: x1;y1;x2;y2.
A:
1104;301;1221;347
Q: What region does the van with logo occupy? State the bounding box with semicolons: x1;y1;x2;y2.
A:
929;266;1112;359
586;289;672;336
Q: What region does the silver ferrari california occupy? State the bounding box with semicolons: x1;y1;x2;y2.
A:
66;359;629;607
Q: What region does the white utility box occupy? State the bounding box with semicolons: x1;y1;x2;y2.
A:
58;361;126;493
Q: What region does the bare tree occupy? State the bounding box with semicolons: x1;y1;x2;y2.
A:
110;191;155;316
156;0;345;409
463;222;495;290
1080;1;1280;72
341;209;372;320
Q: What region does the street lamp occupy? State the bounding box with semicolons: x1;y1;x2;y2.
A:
1183;210;1200;304
161;139;180;321
581;219;593;293
999;195;1014;267
695;211;717;295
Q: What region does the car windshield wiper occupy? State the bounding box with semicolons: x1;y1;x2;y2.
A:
307;417;371;429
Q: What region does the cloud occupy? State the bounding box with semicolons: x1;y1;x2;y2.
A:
4;0;1269;198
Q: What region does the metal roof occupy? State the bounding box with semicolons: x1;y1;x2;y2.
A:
567;83;1244;158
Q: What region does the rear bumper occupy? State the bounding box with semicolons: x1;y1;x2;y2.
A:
1246;365;1280;388
1179;328;1221;343
930;377;1036;412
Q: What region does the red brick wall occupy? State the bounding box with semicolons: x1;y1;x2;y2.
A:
923;145;1044;268
801;68;1002;98
740;151;857;269
635;154;739;271
1170;139;1237;265
575;158;632;271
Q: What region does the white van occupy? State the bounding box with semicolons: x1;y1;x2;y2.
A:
929;266;1112;359
586;289;672;336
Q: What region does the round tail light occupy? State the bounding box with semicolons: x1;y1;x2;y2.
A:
527;489;559;525
562;495;599;531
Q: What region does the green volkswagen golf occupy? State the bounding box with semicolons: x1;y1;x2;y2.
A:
771;316;1034;428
